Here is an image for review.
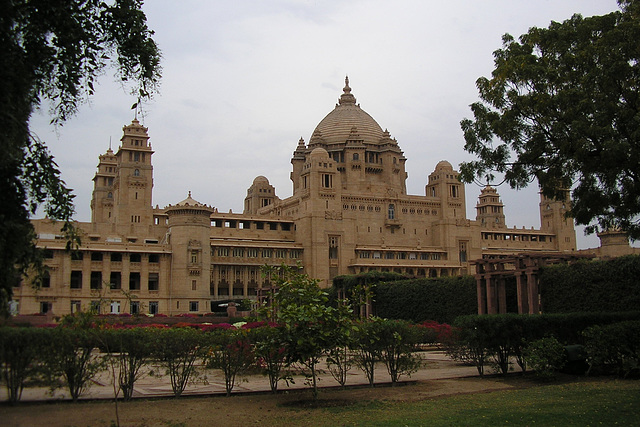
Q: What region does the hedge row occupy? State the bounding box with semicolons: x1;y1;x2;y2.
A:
450;312;640;376
0;317;439;404
540;255;640;313
371;276;477;323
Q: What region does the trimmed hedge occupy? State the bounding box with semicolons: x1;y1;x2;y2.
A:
540;255;640;313
372;276;477;324
450;312;640;375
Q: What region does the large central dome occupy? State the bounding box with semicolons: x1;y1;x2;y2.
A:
311;77;384;145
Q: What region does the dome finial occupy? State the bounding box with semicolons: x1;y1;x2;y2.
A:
339;75;356;105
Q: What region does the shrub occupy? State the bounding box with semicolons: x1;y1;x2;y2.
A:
376;320;423;384
100;327;155;400
525;337;566;381
207;328;254;396
583;321;640;378
151;327;206;397
249;324;288;393
0;327;50;403
42;327;105;401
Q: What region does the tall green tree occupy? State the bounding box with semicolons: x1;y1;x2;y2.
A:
259;264;352;399
460;0;640;238
0;0;161;314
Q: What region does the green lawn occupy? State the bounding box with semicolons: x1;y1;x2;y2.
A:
271;379;640;426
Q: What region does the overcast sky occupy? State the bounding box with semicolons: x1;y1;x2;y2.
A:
30;0;624;250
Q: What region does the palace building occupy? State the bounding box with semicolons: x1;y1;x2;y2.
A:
16;78;582;316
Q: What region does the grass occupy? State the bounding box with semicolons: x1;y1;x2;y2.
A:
270;379;640;426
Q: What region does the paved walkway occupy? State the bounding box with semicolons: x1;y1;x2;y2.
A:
2;351;480;402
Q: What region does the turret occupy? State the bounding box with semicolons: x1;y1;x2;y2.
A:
111;119;154;227
476;185;506;228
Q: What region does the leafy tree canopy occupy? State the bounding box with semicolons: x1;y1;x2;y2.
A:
0;0;161;314
460;0;640;238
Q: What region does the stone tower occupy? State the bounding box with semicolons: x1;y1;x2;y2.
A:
165;193;215;314
111;119;154;227
476;185;506;228
91;147;117;223
539;189;576;251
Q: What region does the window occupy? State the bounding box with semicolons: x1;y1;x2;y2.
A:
90;301;101;313
192;280;197;291
322;174;333;188
134;152;140;162
111;252;122;262
110;272;121;289
91;252;103;261
353;153;359;161
71;251;84;261
129;272;141;290
289;249;301;259
41;270;50;288
133;168;140;176
217;247;229;257
189;301;199;312
247;248;258;258
40;302;52;314
130;253;141;263
70;271;82;289
191;250;199;263
261;248;272;258
71;300;81;313
275;249;287;258
110;301;121;314
149;254;159;263
149;301;159;315
232;248;244;257
329;236;339;259
90;271;102;289
130;301;140;315
388;204;395;220
148;273;159;291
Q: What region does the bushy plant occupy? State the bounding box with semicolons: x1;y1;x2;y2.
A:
0;327;50;403
100;326;155;400
376;320;423;384
525;337;566;381
258;264;352;399
351;319;384;386
249;323;288;393
207;328;254;396
583;321;640;378
43;326;105;401
151;327;206;397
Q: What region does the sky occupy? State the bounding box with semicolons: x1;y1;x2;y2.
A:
30;0;624;250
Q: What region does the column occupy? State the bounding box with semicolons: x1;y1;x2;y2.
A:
515;273;529;314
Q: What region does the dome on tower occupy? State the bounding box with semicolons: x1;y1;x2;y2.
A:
311;77;385;145
435;160;454;171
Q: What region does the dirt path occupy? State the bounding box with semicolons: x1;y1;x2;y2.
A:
1;376;535;427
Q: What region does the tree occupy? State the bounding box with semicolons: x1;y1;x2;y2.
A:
459;0;640;238
0;0;162;314
259;264;352;399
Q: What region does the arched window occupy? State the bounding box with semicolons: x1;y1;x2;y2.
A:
388;204;395;220
134;169;140;177
107;192;113;199
353;153;359;161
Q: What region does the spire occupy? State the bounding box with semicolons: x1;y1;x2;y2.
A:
338;75;357;106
